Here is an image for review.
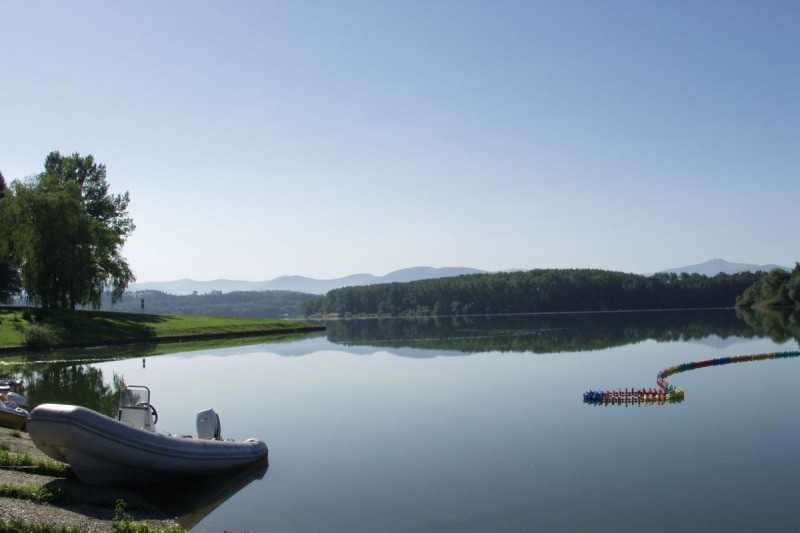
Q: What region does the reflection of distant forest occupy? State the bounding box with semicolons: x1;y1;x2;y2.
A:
323;310;778;355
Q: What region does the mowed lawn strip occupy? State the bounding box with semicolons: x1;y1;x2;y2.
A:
0;308;319;349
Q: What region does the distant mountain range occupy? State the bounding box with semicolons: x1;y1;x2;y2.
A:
659;258;788;276
129;267;487;295
129;259;789;296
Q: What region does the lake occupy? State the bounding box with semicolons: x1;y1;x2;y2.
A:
26;310;800;531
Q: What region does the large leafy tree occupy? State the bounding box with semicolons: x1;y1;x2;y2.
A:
736;263;800;309
0;171;22;302
11;152;135;310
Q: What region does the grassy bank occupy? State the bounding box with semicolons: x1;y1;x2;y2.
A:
0;307;322;350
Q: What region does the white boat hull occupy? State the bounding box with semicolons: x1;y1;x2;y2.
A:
27;403;268;486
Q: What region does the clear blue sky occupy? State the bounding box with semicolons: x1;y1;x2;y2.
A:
2;1;797;281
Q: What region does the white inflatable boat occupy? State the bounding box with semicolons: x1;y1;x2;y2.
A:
0;401;27;430
27;386;268;486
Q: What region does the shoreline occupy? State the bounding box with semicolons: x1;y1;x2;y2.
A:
0;315;312;529
0;427;182;532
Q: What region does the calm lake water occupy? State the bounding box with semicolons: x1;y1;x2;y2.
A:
28;310;800;531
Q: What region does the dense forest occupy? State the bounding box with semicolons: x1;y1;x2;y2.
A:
301;269;765;317
92;289;315;318
735;263;800;309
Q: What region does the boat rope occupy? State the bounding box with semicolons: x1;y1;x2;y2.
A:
583;350;800;406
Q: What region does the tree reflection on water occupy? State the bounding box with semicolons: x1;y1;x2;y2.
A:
323;308;798;354
736;308;800;345
23;363;124;417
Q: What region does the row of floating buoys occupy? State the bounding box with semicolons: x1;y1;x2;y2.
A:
584;351;800;406
583;388;681;405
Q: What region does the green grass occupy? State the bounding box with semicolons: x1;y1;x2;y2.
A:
0;443;71;477
0;519;82;533
113;500;187;533
0;500;187;533
0;309;31;346
0;308;320;350
0;483;56;502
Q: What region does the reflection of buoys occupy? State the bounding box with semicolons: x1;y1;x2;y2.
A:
583;351;800;406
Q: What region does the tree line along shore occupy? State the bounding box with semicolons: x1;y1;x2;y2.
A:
301;266;800;317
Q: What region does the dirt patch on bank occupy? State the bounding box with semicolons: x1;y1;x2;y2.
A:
0;426;181;531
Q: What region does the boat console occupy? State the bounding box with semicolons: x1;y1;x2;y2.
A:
117;385;224;440
117;385;158;431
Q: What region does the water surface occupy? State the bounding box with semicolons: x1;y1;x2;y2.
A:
66;311;800;531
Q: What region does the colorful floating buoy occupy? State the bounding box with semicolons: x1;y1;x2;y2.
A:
583;351;799;407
